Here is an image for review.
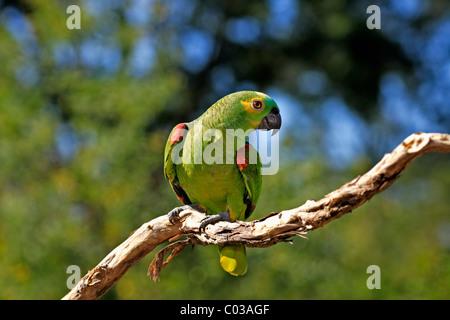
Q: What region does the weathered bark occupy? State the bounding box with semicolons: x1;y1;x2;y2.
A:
62;132;450;300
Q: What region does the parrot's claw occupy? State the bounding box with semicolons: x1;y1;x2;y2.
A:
168;204;206;225
199;210;231;233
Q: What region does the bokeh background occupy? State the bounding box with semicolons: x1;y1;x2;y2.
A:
0;0;449;299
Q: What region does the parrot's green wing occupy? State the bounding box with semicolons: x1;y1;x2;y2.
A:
236;141;262;220
164;122;191;205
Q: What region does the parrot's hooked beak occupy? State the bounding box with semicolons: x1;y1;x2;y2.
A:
257;107;282;135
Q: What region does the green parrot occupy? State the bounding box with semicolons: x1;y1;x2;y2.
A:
164;91;281;276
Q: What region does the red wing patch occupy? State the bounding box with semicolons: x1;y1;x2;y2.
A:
236;143;251;171
170;123;189;145
176;194;184;204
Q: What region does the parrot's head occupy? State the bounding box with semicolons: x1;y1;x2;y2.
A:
230;91;282;134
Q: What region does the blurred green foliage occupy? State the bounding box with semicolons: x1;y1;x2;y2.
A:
0;0;449;299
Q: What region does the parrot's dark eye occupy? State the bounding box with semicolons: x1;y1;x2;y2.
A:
251;100;263;110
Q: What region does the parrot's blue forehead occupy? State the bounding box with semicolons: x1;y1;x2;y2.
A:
254;91;276;103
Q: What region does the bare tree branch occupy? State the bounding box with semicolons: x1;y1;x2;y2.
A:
62;132;450;300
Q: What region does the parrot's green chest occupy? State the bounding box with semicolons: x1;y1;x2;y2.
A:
176;162;245;214
173;123;248;215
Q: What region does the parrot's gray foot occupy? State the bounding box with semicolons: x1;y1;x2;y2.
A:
168;204;206;225
199;210;231;233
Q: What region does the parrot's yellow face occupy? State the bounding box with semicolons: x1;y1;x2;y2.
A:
239;91;281;131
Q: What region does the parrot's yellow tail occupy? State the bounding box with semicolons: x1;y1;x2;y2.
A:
218;245;247;276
